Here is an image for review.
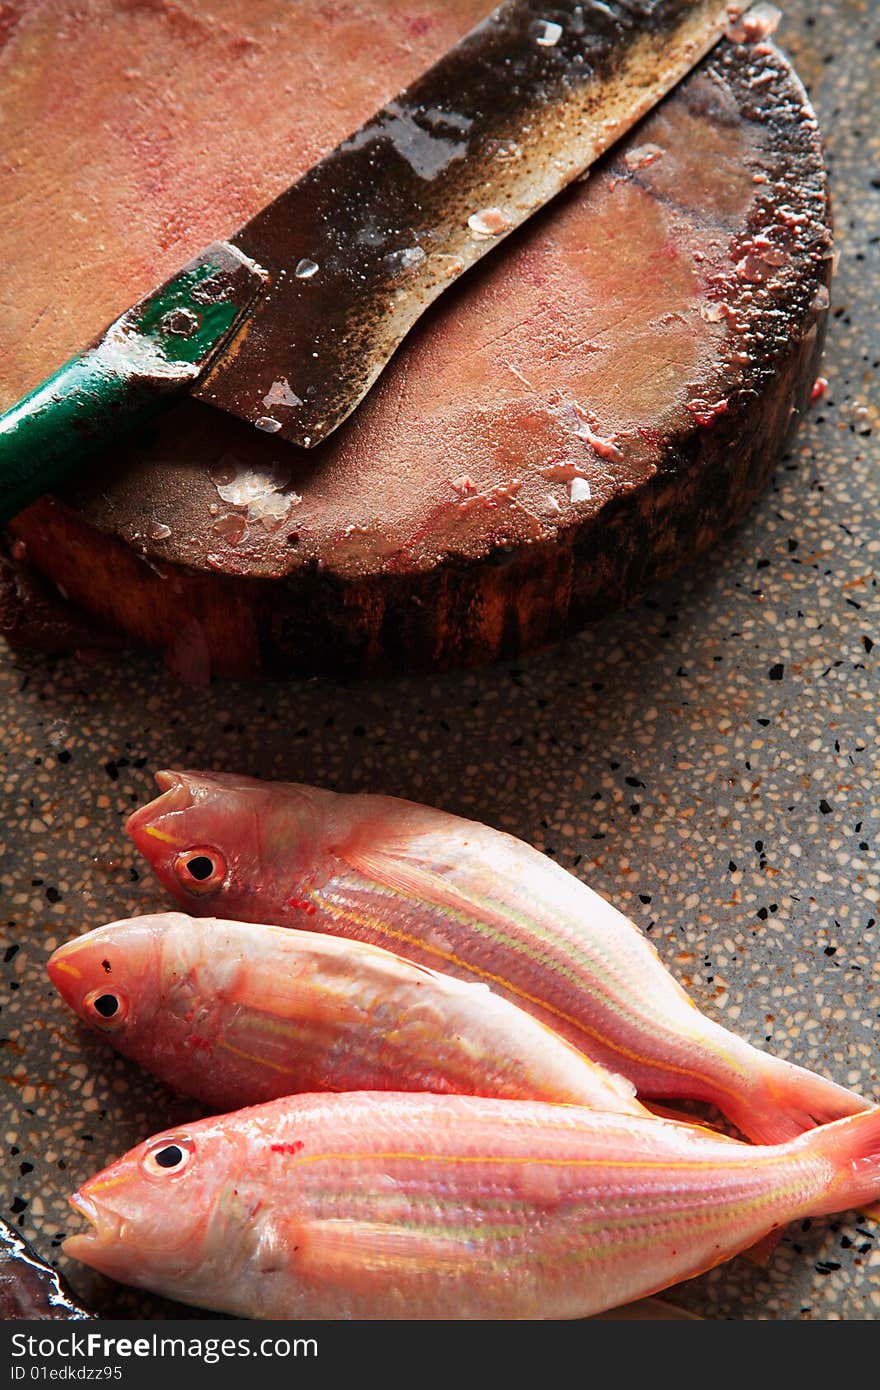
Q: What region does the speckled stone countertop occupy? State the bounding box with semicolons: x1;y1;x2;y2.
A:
0;0;877;1322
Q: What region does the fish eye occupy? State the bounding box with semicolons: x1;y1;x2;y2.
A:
83;988;128;1030
141;1135;196;1179
173;847;227;897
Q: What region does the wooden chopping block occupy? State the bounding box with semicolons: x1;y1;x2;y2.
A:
0;1;831;681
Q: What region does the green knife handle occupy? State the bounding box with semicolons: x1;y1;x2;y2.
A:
0;241;267;525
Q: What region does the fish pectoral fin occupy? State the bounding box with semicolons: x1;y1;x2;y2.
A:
292;1219;476;1287
342;845;495;932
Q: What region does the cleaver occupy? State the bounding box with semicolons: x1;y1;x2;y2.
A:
0;0;745;523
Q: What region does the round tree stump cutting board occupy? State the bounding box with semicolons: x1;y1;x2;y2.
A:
0;1;831;681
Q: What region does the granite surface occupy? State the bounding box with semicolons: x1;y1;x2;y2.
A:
0;0;877;1321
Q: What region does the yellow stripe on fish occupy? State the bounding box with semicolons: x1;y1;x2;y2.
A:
314;894;748;1103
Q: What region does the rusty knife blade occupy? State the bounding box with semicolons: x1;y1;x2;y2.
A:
194;0;743;447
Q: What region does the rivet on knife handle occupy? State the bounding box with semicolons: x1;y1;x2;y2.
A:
0;243;268;525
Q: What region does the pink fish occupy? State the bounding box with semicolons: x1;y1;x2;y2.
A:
47;913;648;1117
127;771;871;1144
65;1092;880;1320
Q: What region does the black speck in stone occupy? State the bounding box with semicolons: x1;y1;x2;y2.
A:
768;663;784;680
639;894;652;905
57;750;71;763
46;887;61;904
18;1162;32;1176
9;1197;27;1214
824;946;837;956
104;760;119;781
757;907;769;921
728;861;737;872
3;945;18;963
819;799;833;814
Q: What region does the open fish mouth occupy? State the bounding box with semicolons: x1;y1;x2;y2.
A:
154;769;188;795
63;1192;123;1260
124;771;194;851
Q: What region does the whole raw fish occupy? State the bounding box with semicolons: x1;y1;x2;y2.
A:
64;1091;880;1320
47;913;649;1117
127;771;871;1144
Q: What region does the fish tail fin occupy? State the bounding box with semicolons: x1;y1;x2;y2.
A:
727;1055;870;1145
800;1107;880;1218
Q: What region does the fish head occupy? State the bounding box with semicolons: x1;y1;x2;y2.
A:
126;769;324;920
64;1116;249;1299
48;917;165;1042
